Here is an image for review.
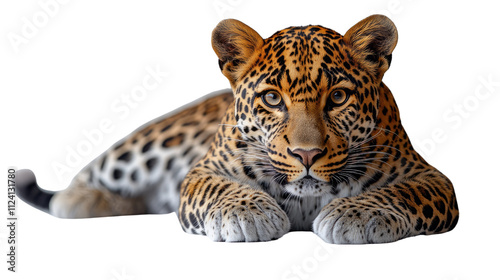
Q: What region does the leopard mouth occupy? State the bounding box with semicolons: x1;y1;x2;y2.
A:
283;176;332;197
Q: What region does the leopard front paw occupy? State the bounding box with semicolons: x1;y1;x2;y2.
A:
313;200;407;244
204;193;290;242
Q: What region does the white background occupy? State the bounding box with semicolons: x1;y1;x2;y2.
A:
1;0;499;279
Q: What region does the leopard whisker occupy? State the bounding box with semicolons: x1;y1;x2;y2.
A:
343;164;391;177
372;126;404;141
346;158;393;169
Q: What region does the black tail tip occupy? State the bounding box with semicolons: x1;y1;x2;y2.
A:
15;169;54;213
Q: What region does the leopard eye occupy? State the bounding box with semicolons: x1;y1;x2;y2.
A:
262;91;283;108
329;89;349;106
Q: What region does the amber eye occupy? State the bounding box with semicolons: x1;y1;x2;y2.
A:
330;89;349;106
262;91;283;108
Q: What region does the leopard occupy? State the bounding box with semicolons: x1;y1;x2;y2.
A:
16;14;459;244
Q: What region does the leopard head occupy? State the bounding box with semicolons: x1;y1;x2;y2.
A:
212;15;398;197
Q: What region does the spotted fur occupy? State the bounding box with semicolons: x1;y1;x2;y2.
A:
16;15;458;244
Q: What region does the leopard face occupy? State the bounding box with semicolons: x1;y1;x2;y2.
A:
213;17;396;198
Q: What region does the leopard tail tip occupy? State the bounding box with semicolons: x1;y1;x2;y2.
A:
15;169;55;214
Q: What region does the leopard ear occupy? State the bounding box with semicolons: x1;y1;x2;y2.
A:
212;19;264;85
343;14;398;80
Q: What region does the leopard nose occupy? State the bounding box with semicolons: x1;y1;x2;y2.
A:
287;148;326;169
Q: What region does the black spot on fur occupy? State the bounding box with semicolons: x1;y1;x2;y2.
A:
130;170;139;182
117;151;132;162
146;158;158;171
428;216;440;232
189;212;198;228
422;205;433;219
434;200;446;215
142;140;154;153
112;169;123;180
165;158;174;171
243;166;256;179
414;217;423;231
100;156;107;170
